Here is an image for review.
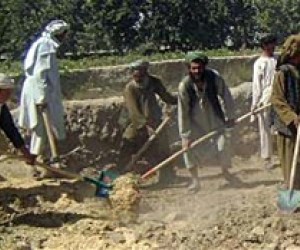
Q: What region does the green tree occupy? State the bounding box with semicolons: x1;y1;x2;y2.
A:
254;0;300;42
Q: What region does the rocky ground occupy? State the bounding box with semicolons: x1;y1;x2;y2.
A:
0;153;300;250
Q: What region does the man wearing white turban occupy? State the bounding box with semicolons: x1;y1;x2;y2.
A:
19;20;69;162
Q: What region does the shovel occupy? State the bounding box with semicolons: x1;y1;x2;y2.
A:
0;153;117;198
124;113;173;171
277;125;300;213
141;105;270;180
41;109;61;168
41;109;117;198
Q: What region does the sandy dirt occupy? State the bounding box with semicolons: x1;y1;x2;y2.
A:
0;154;300;250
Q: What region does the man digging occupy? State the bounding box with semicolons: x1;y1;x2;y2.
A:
178;52;235;191
271;34;300;189
120;59;177;185
0;73;35;165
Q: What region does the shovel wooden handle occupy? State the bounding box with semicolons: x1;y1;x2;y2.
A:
141;104;270;180
36;161;84;180
289;125;300;191
125;114;172;170
41;109;59;160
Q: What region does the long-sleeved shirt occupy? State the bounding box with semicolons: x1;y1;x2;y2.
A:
271;64;299;130
252;56;277;109
123;74;177;139
178;69;235;139
0;104;24;149
18;32;65;140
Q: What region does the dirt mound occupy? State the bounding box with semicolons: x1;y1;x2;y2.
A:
1;155;300;249
110;173;141;221
198;203;300;250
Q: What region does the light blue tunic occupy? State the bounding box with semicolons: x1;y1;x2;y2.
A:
19;33;65;140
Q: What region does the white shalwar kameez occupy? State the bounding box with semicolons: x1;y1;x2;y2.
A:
178;71;235;169
251;56;277;160
19;31;66;155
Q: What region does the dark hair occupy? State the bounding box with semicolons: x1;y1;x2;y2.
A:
260;34;277;48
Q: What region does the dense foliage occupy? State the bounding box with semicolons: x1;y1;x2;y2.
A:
1;0;298;60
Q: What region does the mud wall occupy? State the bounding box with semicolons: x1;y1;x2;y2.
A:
60;55;258;100
61;82;257;170
10;56;259;170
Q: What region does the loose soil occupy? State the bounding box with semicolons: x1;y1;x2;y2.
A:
0;154;299;250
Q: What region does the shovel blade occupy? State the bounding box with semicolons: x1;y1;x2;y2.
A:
277;189;300;213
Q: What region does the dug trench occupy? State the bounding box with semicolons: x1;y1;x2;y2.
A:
0;83;300;249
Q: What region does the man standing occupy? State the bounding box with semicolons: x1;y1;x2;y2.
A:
178;52;235;191
121;60;177;184
19;20;69;164
271;34;300;189
0;73;34;164
251;34;277;169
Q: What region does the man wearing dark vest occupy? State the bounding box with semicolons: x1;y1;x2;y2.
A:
271;34;300;189
178;52;235;191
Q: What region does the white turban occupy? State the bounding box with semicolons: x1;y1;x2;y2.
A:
44;19;69;37
24;19;69;73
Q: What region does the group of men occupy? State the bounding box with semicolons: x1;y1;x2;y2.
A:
1;19;300;192
120;33;300;192
252;33;300;190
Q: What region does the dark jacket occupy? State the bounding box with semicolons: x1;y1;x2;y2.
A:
0;104;24;149
271;64;300;137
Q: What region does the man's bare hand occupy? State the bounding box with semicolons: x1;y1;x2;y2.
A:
182;138;191;150
226;119;235;128
36;103;47;112
19;145;36;165
146;125;155;136
293;116;300;127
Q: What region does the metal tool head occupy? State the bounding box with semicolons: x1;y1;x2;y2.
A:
277;189;300;213
84;169;119;198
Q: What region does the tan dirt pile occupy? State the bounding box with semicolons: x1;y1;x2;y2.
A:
109;173;141;220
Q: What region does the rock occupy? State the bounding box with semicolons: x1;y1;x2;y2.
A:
286;245;300;250
139;221;166;234
271;217;285;231
262;217;274;228
268;235;280;246
286;230;297;237
164;212;185;223
245;226;265;243
15;240;32;250
281;240;297;250
122;230;140;244
100;123;109;140
107;231;126;244
265;243;279;250
252;226;265;236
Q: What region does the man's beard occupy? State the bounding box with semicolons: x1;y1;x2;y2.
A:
189;72;203;82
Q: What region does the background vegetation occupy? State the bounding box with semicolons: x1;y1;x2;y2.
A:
1;0;299;73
